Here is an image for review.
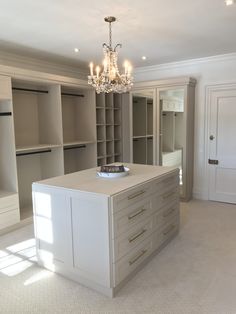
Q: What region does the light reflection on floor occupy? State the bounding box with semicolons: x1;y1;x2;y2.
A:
0;238;36;277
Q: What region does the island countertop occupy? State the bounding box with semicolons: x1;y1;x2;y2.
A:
33;163;178;196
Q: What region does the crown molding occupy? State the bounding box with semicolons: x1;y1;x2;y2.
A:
0;63;91;89
0;50;88;79
134;52;236;75
133;76;196;89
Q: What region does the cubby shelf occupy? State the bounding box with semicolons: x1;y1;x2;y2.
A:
95;93;123;166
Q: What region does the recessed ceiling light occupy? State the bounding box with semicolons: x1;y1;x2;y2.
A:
74;48;79;53
142;56;147;60
225;0;234;5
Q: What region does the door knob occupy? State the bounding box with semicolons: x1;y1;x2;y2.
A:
209;135;215;140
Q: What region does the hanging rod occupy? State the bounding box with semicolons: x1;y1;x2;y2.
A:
64;144;86;151
16;149;51;157
0;112;12;116
61;92;84;98
12;87;48;94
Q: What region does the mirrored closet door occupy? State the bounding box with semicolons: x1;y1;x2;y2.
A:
159;88;184;185
158;82;195;201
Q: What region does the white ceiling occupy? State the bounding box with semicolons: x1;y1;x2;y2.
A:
0;0;236;70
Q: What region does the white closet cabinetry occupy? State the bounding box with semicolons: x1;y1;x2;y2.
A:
130;77;196;201
0;76;97;232
96;93;124;166
61;87;96;173
0;76;19;229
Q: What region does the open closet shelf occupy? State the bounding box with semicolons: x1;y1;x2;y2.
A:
0;190;17;198
15;144;61;154
63;140;95;147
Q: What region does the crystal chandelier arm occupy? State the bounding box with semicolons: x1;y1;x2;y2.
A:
103;43;110;49
114;43;122;51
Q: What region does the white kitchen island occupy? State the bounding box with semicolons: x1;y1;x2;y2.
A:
32;163;180;297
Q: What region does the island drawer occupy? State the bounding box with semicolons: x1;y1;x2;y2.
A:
112;197;152;238
153;200;179;230
112;217;153;262
113;236;153;286
112;182;152;213
153;173;179;194
152;186;179;211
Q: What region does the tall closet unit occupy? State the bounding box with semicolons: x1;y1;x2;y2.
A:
96;93;124;166
132;95;154;164
0;74;97;232
0;76;19;230
130;77;196;201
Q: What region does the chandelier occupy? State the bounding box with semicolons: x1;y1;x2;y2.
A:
88;16;133;94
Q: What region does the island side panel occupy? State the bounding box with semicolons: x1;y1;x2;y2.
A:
32;184;73;270
70;191;111;287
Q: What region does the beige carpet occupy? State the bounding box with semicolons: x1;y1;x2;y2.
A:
0;200;236;314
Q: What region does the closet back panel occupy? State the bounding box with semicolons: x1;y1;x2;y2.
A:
133;97;147;137
64;144;96;174
133;138;146;164
13;92;40;146
62;90;96;142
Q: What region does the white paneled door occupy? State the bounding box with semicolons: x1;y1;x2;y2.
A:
208;87;236;204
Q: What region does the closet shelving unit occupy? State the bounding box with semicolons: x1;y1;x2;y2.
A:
12;83;64;220
61;87;96;174
0;78;97;229
132;96;154;165
0;78;20;229
96;93;123;166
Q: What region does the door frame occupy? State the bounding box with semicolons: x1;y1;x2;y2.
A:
205;82;236;201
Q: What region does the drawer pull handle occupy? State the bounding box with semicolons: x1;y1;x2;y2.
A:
128;208;146;220
129;229;147;243
162;191;175;199
163;208;175;218
128;190;145;200
129;249;147;266
163;224;175;236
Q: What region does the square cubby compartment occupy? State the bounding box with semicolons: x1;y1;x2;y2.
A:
105;93;114;108
97;157;106;167
114;140;122;155
106;126;113;141
105;109;114;125
114;126;121;140
106;141;114;156
114;109;121;125
113;94;122;109
96;108;105;124
97;125;105;141
96;93;105;108
97;142;106;158
106;156;114;164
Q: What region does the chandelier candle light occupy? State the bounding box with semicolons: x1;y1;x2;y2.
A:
88;16;133;94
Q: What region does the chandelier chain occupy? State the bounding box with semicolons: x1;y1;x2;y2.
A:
109;22;112;48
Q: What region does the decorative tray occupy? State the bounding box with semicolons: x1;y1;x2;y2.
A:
97;165;130;178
